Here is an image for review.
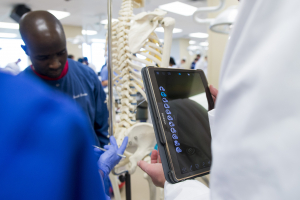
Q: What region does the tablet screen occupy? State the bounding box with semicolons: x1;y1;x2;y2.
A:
154;70;212;177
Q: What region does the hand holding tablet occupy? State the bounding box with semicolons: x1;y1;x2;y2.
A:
142;67;214;184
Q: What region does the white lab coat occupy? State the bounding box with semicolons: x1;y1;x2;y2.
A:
195;58;208;76
165;0;300;199
88;63;97;75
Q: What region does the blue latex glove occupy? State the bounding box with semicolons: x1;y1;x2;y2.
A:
95;136;128;177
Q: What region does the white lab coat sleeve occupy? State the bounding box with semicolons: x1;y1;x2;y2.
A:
208;109;216;139
164;180;210;200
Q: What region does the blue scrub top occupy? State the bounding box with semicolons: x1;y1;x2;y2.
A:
0;72;108;200
101;64;108;88
20;59;109;147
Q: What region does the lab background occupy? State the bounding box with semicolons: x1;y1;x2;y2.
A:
0;0;238;199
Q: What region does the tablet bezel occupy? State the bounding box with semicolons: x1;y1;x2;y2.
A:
146;67;214;181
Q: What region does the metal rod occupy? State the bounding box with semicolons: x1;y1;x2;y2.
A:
93;145;126;158
107;0;113;137
125;172;131;200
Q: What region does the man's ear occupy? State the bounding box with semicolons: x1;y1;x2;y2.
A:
21;45;29;56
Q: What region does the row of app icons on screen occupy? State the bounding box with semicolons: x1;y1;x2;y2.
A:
181;160;211;174
159;86;182;154
156;72;195;76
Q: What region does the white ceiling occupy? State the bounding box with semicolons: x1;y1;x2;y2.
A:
0;0;209;42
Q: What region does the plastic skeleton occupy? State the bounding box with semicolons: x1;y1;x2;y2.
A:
105;0;174;199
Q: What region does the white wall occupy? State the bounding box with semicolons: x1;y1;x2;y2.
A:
63;25;83;60
170;38;195;69
170;39;180;66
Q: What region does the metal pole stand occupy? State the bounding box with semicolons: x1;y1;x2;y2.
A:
125;172;131;200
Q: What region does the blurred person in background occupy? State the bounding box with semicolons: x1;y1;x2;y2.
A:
0;58;21;75
169;57;176;68
68;54;74;60
78;58;84;63
100;63;108;88
177;58;186;69
195;56;208;76
83;57;97;74
190;58;198;69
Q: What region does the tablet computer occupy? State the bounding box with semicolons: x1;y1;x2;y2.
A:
142;67;214;184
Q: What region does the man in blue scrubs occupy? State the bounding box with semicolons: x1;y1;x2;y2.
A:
0;72;108;199
19;11;109;147
0;72;128;199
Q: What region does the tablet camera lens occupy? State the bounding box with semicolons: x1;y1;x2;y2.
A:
186;147;196;155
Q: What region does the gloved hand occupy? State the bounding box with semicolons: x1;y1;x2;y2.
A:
95;136;128;177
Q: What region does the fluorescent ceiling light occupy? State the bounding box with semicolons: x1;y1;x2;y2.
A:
155;27;182;33
82;30;97;35
159;1;197;16
0;22;19;29
101;19;118;25
0;33;17;38
189;32;209;38
189;40;196;45
200;42;209;46
91;39;106;43
48;10;70;20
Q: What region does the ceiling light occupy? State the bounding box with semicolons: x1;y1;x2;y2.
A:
91;39;106;43
189;40;196;45
82;30;97;35
0;22;19;29
48;10;70;20
0;33;17;38
189;32;209;38
155;27;182;33
188;46;201;51
159;1;197;16
200;42;209;47
101;19;118;25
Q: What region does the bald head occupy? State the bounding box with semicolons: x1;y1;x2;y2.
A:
20;11;68;79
